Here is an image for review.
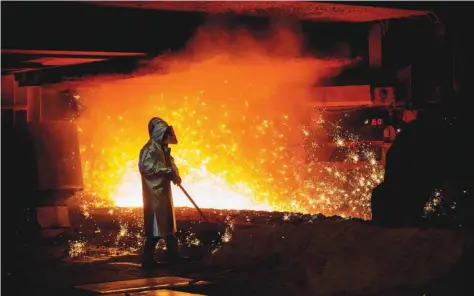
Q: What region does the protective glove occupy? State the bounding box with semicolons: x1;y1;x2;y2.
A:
169;170;181;185
173;174;182;186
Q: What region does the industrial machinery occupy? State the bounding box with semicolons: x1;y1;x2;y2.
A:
299;84;403;168
2;77;84;238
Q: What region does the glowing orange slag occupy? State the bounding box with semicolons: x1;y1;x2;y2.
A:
73;24;382;218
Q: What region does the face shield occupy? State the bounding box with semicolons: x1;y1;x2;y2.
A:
164;125;178;145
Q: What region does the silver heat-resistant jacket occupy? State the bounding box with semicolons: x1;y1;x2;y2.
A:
138;117;180;238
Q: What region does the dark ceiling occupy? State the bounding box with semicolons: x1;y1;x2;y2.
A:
2;1;471;86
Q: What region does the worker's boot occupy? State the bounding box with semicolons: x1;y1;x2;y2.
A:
141;237;159;269
165;235;189;264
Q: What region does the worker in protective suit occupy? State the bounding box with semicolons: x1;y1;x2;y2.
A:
139;117;183;268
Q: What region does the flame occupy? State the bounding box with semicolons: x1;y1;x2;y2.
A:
112;163;271;211
72;23;381;218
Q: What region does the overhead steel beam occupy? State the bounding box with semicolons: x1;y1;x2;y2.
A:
87;1;430;23
15;55;150;87
1;49;146;75
2;49;145;57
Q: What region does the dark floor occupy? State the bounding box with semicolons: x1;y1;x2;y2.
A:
3;207;474;296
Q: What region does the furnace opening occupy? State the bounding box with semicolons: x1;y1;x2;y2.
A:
66;20;381;219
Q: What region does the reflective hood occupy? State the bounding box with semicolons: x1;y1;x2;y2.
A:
148;117;178;144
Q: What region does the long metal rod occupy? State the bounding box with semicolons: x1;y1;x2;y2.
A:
178;184;210;223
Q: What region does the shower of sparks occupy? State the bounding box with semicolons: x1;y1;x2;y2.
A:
222;216;235;244
424;189;443;216
423;188;458;219
68;240;87;259
68;101;385;259
115;224;128;244
111;209;145;252
63;26;390;258
81;204;90;219
180;231;202;247
70;118;384;258
221;226;234;243
74;89;384;220
61;90;85;122
68;100;384;258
